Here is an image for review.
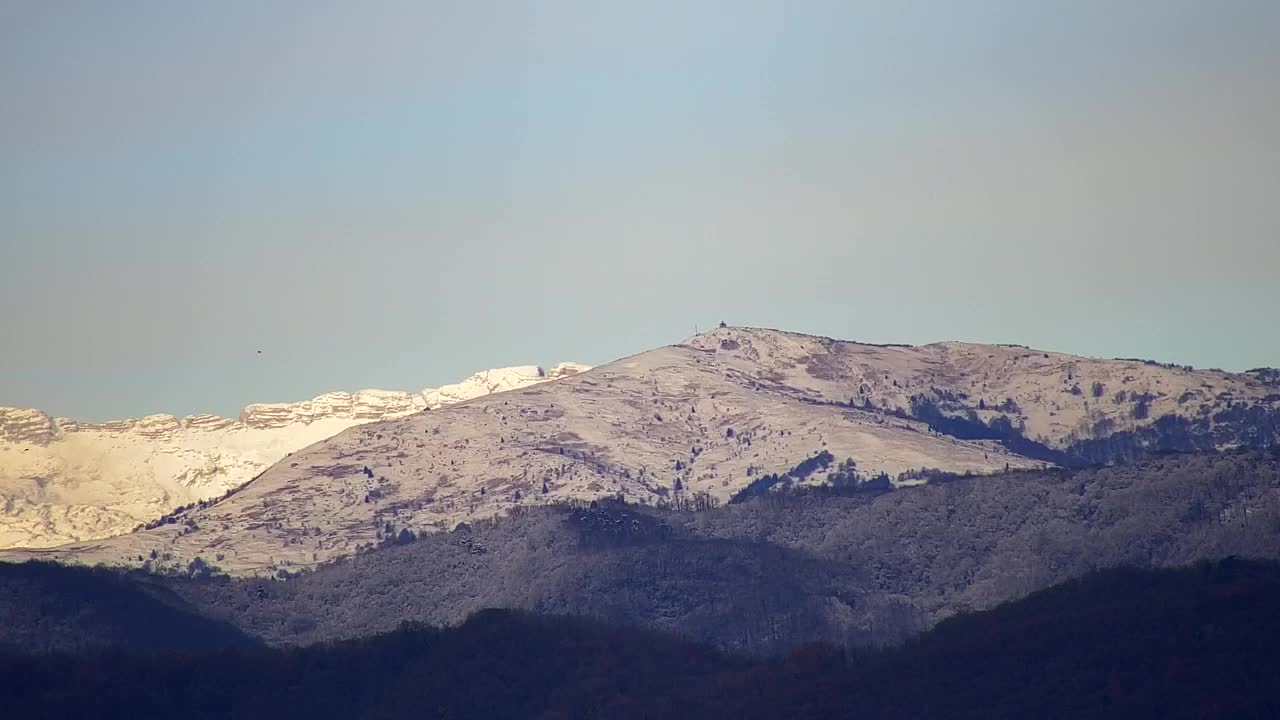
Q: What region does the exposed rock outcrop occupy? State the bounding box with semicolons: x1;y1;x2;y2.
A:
183;414;236;432
423;366;547;408
135;414;183;439
0;408;56;445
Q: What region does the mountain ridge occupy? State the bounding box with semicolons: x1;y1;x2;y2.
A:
6;326;1275;575
0;362;589;548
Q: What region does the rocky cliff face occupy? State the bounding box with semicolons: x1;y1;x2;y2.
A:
0;363;588;549
233;365;589;430
0;408;57;445
238;391;422;430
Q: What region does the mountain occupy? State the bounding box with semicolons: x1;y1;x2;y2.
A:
4;326;1276;574
5;560;1280;719
2;447;1274;659
0;362;588;549
2;452;1276;692
146;451;1280;655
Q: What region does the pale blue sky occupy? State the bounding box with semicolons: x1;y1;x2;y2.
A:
2;1;1278;420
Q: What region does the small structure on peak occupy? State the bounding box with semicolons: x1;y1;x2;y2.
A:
719;321;728;328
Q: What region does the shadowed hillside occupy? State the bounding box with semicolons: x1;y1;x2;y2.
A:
4;452;1277;657
3;560;1279;720
0;562;259;655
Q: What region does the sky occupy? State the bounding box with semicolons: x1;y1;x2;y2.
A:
1;1;1278;421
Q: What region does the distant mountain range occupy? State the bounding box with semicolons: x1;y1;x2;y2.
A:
5;326;1275;574
0;363;588;549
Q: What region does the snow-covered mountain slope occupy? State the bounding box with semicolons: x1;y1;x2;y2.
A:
680;332;1280;459
0;363;588;549
7;326;1277;576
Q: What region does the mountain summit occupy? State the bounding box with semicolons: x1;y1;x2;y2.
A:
5;327;1277;573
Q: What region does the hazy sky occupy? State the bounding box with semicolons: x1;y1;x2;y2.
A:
2;1;1278;421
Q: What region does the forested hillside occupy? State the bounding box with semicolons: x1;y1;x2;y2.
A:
4;451;1277;658
154;450;1280;653
4;560;1278;720
0;562;257;655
